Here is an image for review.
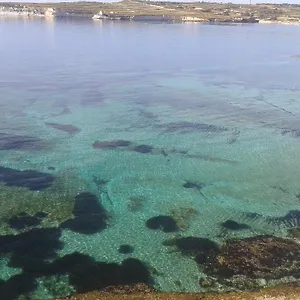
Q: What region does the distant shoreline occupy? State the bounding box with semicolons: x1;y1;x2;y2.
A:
0;1;300;25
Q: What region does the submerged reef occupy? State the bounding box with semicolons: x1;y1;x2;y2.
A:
60;192;109;234
202;235;300;280
45;122;81;135
164;234;300;290
0;132;47;151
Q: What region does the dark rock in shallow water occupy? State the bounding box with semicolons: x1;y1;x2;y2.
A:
203;235;300;279
8;213;42;230
133;145;153;153
221;220;251;231
60;192;108;234
47;166;55;171
92;140;132;150
119;244;134;254
146;216;178;232
45;122;81;135
0;166;54;190
0;132;46;151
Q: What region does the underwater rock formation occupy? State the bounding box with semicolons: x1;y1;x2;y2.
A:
45;122;81;135
146;216;178;233
203;235;300;279
60;192;108;234
0;132;46;151
0;166;54;190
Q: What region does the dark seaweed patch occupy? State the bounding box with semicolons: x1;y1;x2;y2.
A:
146;216;178;233
34;211;48;219
43;253;152;293
60;192;108;234
8;213;42;230
133;145;153;153
163;121;228;134
0;228;63;271
0;273;37;300
118;245;134;254
182;181;205;190
163;236;219;265
221;220;251;231
47;166;55;171
0;133;46;151
0;227;62;299
45;122;81;135
92;140;132;150
0;166;54;190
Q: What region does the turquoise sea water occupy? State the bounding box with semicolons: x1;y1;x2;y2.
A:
1;18;300;298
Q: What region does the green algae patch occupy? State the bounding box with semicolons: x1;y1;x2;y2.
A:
0;173;90;234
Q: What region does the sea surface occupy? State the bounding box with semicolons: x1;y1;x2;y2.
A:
1;17;300;299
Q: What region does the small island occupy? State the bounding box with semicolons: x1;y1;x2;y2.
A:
0;1;300;24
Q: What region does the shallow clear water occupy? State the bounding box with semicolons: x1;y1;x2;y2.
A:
1;18;300;298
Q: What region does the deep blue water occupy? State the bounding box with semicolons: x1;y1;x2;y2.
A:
1;18;300;299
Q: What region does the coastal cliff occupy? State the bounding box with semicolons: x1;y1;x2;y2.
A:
1;1;300;24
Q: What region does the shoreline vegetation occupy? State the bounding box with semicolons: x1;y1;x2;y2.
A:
0;1;300;24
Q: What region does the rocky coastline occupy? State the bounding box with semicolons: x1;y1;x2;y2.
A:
0;1;300;25
50;283;300;300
